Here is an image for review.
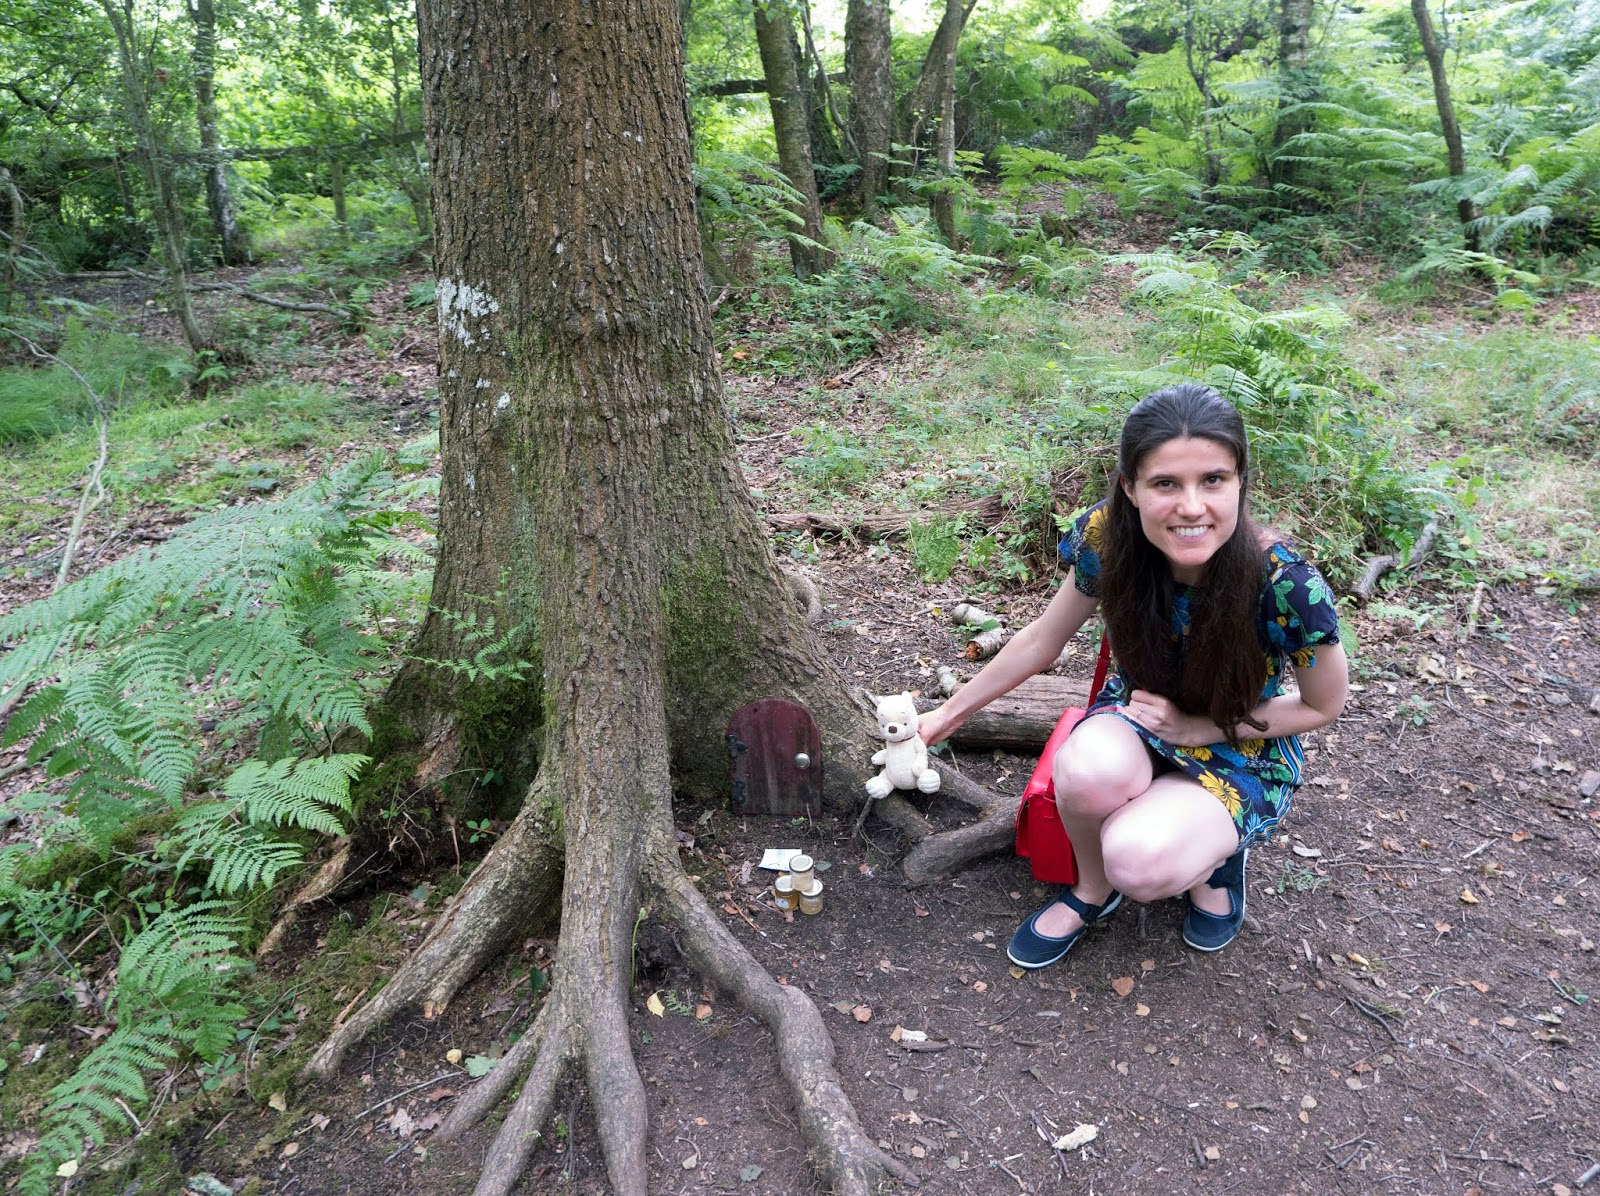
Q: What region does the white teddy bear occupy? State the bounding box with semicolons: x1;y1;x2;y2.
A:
864;692;942;799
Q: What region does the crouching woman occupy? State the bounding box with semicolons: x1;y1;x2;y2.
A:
917;382;1348;967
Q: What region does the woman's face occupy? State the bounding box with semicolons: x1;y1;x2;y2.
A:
1120;435;1242;584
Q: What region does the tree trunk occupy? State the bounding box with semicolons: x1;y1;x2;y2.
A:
0;166;24;315
1182;0;1221;192
901;0;974;169
1270;0;1314;191
305;3;908;1193
929;0;962;246
754;0;829;277
1411;0;1476;239
98;0;210;358
188;0;243;265
329;157;349;247
845;0;893;208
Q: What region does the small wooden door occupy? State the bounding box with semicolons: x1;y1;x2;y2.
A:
726;698;822;817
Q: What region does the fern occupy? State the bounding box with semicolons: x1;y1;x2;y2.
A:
20;905;250;1193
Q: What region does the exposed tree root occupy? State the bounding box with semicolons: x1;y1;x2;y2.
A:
653;860;917;1195
300;792;564;1080
901;798;1015;885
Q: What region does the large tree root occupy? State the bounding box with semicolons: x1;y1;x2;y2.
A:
300;791;564;1080
652;863;917;1195
901;798;1015;885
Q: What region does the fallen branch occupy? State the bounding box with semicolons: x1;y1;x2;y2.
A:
1352;521;1440;603
766;494;1005;541
125;266;340;315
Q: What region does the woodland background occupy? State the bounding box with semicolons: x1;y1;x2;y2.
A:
0;0;1597;1192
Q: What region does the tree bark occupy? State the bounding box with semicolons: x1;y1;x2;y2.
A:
97;0;210;358
1182;0;1221;192
929;0;963;246
306;3;899;1192
844;0;893;208
901;0;975;169
0;166;24;315
329;157;349;247
188;0;243;265
1270;0;1315;191
1410;0;1477;239
753;0;829;277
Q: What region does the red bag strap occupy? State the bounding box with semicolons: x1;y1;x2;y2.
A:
1089;630;1111;703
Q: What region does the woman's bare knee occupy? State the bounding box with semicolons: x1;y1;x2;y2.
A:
1051;718;1151;815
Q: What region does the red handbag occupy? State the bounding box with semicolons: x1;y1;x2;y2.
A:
1014;633;1112;884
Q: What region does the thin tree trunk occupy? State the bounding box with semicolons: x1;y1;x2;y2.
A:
188;0;242;264
1411;0;1477;240
1182;0;1220;192
901;0;975;169
0;166;24;315
796;2;845;168
1270;0;1314;190
845;0;892;208
753;0;829;277
97;0;210;358
330;157;349;247
929;0;962;245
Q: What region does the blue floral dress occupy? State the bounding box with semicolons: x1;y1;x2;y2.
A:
1060;502;1342;847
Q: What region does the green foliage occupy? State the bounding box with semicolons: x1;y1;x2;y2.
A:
10;898;252;1194
907;516;964;583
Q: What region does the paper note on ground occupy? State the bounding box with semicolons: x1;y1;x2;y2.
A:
758;849;802;871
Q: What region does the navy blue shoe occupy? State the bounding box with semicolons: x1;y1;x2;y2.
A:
1007;886;1123;970
1183;848;1247;952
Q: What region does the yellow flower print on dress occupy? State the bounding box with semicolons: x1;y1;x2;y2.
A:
1199;771;1243;818
1084;504;1109;552
1290;646;1316;668
1183;745;1215;762
1236;738;1265;757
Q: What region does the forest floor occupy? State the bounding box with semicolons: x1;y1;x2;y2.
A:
2;256;1598;1196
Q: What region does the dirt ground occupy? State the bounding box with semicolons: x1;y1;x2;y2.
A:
4;273;1598;1196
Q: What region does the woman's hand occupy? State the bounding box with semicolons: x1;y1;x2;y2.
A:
917;704;963;748
1121;689;1214;747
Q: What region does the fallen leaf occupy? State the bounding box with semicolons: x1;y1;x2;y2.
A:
852;1005;873;1023
1468;980;1489;993
1134;1004;1150;1017
1346;1077;1365;1090
694;1004;713;1020
1140;959;1156;974
1298;1110;1310;1124
389;1108;415;1138
1204;1145;1221;1161
914;905;930;918
1111;976;1136;998
692;1117;708;1126
269;1092;288;1113
682;1154;698;1170
1291;845;1323;859
897;1028;928;1043
308;1113;330;1132
464;1055;497;1078
445;1048;463;1064
56;1161;79;1178
740;1164;764;1182
1301;1095;1317;1109
280;1141;300;1158
1008;966;1025;979
1051;1123;1098;1151
1347;952;1371;968
1511;831;1530;842
1459;888;1480;905
1497;1016;1518;1027
1434;921;1452;935
972;981;988;994
647;992;666;1017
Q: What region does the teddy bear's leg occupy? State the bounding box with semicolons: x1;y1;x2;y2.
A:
916;770;941;794
865;773;893;799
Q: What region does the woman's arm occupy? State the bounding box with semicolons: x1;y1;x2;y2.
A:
918;577;1100;746
1121;643;1350;747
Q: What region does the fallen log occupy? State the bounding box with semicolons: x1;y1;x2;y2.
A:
1352;521;1439;603
917;674;1085;751
765;494;1005;541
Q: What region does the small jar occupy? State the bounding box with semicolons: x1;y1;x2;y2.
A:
788;854;815;891
799;879;824;916
773;874;798;911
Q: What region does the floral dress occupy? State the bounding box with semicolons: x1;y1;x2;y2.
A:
1060;502;1343;847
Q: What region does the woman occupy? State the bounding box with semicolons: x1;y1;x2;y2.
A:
918;383;1348;968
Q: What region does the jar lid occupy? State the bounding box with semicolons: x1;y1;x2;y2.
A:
789;853;813;872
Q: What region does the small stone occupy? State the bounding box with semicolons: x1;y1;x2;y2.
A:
1578;770;1600;800
1545;692;1571;708
1588;692;1600;715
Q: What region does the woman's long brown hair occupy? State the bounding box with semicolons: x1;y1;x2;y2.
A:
1098;383;1269;742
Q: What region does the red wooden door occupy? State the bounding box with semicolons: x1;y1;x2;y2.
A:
726;698;822;817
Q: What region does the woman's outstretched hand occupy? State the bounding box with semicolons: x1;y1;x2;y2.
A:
917;704;962;748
